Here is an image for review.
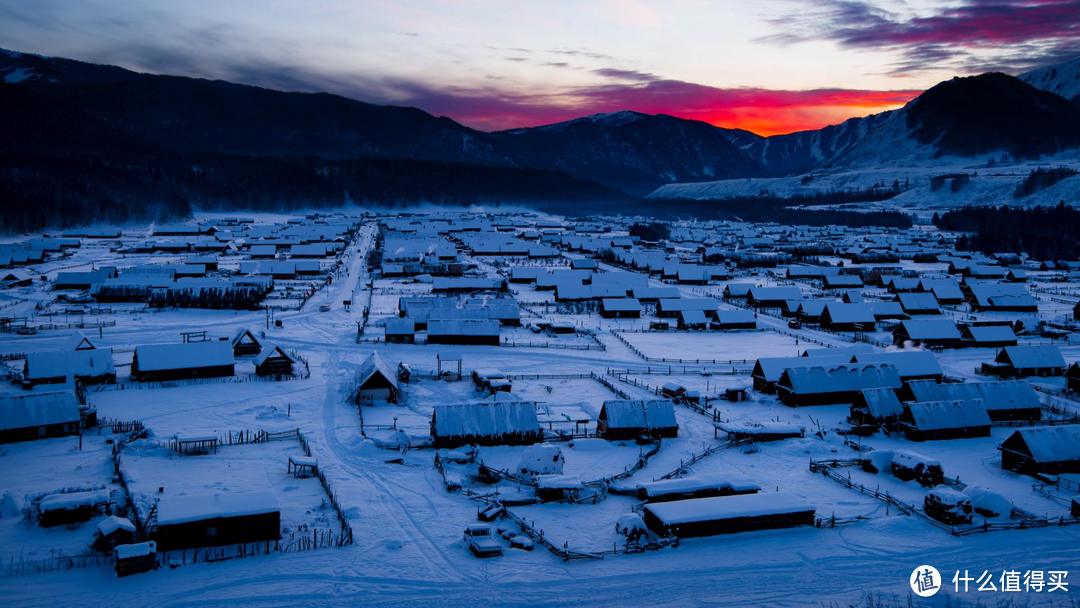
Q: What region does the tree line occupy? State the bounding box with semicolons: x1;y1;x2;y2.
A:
933;202;1080;260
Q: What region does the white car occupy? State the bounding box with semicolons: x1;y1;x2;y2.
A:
464;524;502;557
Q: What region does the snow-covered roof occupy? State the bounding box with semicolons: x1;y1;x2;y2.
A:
754;354;852;382
715;309;756;324
897;319;961;341
1006;425;1080;463
905;399;991;430
780;364;902;395
253;343;295;367
25;349;114;380
432;401;539;438
600;400;678;431
135;341;234;372
39;489;110;513
644;493;813;525
822;303;876;324
998;345;1067;370
97;516;136;537
156;490;280;526
964;324;1017;344
636;475;760;498
905;380;1038;412
851;351;942;379
356;352;398;391
859;388;904;419
427;319;501;336
0;390;80;431
115;541;156;560
601;298;642;312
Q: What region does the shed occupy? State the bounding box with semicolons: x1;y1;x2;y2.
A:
597;400;679;440
599;298;642;319
0;391;81;444
95;515;136;551
24;349;116;386
961;324;1018;347
899;399;992;441
131;341;235;382
642;493;815;538
427;319;501;346
999;425;1080;475
253;344;296;377
712;309;757;330
153;491;281;550
38;489;111;527
353;352;400;403
430;401;541;448
988;346;1067;378
384;318;416;343
115;541;157;577
231;328;263;356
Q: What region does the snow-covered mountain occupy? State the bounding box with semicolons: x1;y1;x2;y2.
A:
1020;56;1080;104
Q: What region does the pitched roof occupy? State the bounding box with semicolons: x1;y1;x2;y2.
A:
905;379;1038;412
779;364;902;395
0;390;80;430
134;341;234;372
1006;425;1080;463
998;345;1067;370
905;399;991;430
600;400;678;431
432;401;539;438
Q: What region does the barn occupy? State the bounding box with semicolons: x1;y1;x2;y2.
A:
353;352;400;404
384;318;416;343
999;425;1080;475
231;328;263;356
599;298;642;319
0;391;81;444
712;309;757;330
597;400;679;440
23;349;116;386
986;345;1067;378
430;401;542;448
961;324;1018;347
819;303;876;332
642;493;815;538
899;399;992;441
891;319;962;348
427;319;501;346
253;344;296;377
153;491;281;550
131;341;235;382
776;364;902;407
900;379;1040;422
895;290;940;314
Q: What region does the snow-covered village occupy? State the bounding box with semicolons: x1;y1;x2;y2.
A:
0;210;1078;606
4;2;1080;607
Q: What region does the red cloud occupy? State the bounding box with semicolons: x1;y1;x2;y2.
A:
411;79;920;136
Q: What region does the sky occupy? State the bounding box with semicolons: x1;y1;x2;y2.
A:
1;0;1078;136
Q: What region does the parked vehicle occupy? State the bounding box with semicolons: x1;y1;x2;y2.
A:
788;319;802;329
464;524;502;557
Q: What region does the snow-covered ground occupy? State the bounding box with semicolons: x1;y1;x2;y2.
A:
1;212;1078;608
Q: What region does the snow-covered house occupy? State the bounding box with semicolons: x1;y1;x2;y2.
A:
253;344;296;377
596;400;679;440
850;388;904;427
961;324;1018;347
819;303;876;332
130;341;235;382
426;319;501;346
776;364;902;406
747;286;802;308
711;309;757;330
900;379;1041;422
353;352;399;403
231;328;263;357
999;425;1080;475
599;298;642;319
0;390;81;443
968;283;1038;312
986;345;1067;378
23;348;116;386
891;319;962;348
384;318;416;343
153;491;281;550
899;399;992;441
897;292;941;315
430;401;541;448
642;493;815;538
